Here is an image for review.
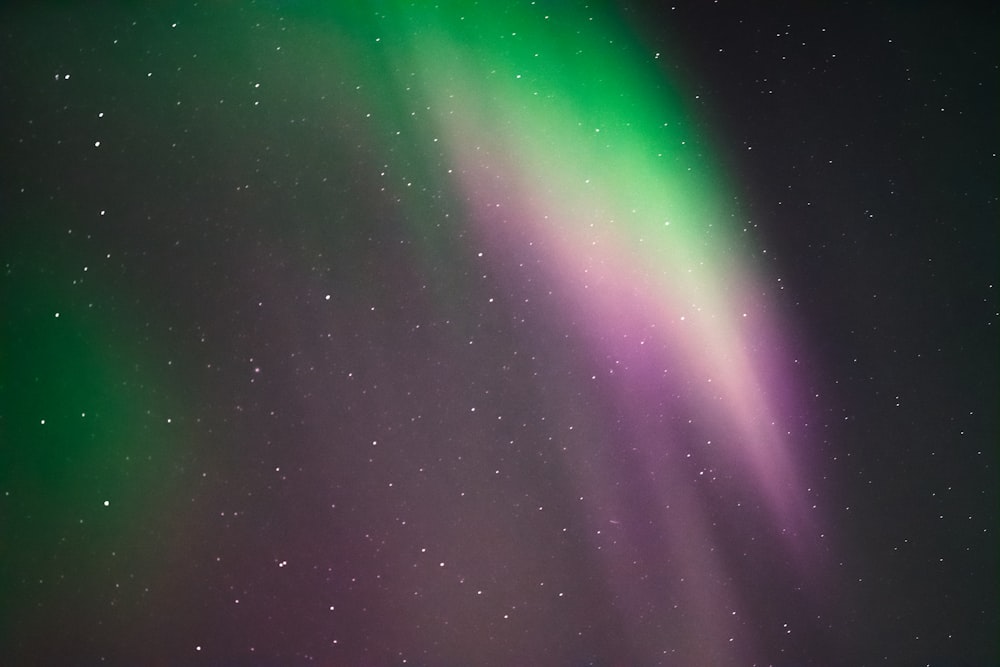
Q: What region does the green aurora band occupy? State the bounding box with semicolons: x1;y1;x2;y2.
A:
1;2;832;663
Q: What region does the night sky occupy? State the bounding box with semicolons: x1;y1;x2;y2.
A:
1;2;996;666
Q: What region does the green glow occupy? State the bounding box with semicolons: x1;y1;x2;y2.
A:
0;227;184;631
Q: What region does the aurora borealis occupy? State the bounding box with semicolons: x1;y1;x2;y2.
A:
2;2;997;665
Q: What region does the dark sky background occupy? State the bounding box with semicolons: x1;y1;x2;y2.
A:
667;3;999;663
1;2;996;666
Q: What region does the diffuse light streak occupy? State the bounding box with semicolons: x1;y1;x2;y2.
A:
352;3;826;661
